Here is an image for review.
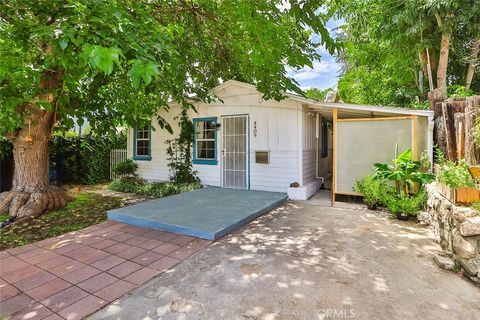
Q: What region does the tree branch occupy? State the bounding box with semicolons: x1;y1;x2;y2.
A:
434;12;442;28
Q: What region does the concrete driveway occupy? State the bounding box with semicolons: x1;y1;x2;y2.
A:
91;201;480;320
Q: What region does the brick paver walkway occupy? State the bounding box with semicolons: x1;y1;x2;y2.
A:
0;221;210;320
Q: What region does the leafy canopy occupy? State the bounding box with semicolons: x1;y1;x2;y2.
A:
0;0;336;135
333;0;480;107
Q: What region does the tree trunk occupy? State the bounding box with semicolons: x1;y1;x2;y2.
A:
0;69;69;219
437;32;451;92
465;39;480;90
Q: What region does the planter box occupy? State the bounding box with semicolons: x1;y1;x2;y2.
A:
437;183;480;205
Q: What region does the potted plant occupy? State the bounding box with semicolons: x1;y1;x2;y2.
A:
372;148;434;220
436;152;480;205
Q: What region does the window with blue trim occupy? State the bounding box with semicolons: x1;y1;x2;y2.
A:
193;118;217;165
133;125;151;160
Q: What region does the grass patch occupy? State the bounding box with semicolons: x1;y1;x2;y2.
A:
0;192;122;250
0;214;9;223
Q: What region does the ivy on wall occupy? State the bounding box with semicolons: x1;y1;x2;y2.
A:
166;109;199;184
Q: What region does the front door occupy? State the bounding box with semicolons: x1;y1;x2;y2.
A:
222;115;249;189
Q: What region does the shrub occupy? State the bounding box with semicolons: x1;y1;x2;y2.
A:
354;175;390;210
113;159;138;178
136;181;202;198
383;189;427;217
109;177;144;193
109;178;202;198
437;159;475;188
373;148;434;194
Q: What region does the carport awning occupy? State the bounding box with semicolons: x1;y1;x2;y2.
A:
286;93;434;120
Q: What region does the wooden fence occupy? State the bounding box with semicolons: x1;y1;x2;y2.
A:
110;149;128;180
434;96;480;164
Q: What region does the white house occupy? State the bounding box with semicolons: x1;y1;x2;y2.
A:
127;80;434;203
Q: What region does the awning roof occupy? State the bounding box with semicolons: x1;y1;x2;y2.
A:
285;93;434;120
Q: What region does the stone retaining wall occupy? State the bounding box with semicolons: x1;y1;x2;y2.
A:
426;183;480;283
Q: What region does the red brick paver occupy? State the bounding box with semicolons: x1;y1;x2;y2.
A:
0;221;211;319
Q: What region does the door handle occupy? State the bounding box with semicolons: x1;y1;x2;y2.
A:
222;149;225;156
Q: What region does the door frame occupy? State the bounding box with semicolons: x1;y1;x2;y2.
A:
220;114;250;190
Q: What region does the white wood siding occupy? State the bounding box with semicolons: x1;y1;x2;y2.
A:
128;83;301;193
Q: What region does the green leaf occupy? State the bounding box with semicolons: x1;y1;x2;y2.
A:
82;45;122;75
128;60;160;89
59;38;69;50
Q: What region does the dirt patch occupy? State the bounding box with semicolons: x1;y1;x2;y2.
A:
0;192;122;250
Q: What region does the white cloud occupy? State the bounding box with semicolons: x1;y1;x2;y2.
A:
290;60;339;81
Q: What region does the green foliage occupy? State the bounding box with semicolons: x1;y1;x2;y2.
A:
305;88;332;101
166;110;199;183
0;192;122;250
437;159;475;188
0;139;13;161
0;0;337;137
109;177;201;198
448;85;475;98
109;177;145;194
136;181;202;198
354;175;390;209
1;134;126;185
49;133;126;184
373;149;434;194
334;0;480;107
471;202;480;213
383;189;428;217
113;159;138;178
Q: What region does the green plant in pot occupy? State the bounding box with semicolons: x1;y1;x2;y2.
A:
354;175;389;210
373;148;434;219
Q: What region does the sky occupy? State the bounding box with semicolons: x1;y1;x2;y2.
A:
287;19;343;90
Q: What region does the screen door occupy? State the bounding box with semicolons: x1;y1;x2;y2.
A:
222;115;248;189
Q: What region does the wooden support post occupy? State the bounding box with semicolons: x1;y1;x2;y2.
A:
411;116;418;161
442;102;457;160
332;108;338;207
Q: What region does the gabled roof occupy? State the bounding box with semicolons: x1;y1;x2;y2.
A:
214;80;434;119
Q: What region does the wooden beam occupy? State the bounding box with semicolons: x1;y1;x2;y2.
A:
332;108;338;207
336;116;414;122
334;191;362;196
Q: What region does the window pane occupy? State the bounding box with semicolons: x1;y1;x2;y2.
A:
136;126;149;139
136;140;150;156
195;120;216;160
197;141;215;159
206;149;215;159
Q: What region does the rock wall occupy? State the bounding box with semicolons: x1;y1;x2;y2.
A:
426;183;480;283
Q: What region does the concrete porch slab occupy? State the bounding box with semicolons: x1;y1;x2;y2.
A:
107;187;288;240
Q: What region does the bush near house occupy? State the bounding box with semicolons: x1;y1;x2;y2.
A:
355;148;434;218
109;177;202;198
109;159;201;198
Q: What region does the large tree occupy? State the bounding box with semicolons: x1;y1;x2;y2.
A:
334;0;480;107
0;0;335;218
